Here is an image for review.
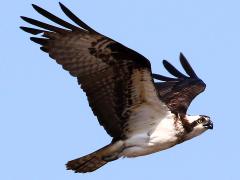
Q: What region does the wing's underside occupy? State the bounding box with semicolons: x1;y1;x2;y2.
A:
20;3;169;139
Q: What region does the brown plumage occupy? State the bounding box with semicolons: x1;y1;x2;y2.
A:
66;141;124;173
21;3;152;139
20;3;210;173
153;53;206;114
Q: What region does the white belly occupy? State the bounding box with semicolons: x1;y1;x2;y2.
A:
121;113;179;157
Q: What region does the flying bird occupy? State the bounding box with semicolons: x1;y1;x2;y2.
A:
20;3;213;173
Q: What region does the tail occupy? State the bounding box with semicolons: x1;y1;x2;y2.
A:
66;141;124;173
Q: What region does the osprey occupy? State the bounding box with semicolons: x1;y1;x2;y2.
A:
20;3;213;173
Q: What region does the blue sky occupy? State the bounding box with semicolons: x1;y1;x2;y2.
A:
1;0;240;179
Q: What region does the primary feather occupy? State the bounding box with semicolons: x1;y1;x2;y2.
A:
21;3;211;173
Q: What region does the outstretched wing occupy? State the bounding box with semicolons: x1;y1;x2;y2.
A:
153;53;206;114
20;3;169;139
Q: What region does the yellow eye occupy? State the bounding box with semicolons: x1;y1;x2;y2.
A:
197;119;203;124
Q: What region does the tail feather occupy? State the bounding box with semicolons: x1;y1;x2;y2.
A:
66;141;124;173
66;152;107;173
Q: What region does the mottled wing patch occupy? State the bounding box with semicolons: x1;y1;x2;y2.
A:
20;3;168;138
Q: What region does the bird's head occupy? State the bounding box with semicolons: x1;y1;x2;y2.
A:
183;115;213;141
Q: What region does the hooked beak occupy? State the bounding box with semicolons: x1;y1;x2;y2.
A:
203;120;213;130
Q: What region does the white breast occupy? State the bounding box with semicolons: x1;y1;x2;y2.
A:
121;104;180;158
149;115;178;146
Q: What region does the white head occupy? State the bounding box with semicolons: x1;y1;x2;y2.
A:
183;115;213;141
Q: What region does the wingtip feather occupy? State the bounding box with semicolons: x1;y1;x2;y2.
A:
20;16;28;21
59;2;65;8
32;4;45;13
179;52;184;59
162;59;188;79
20;26;44;35
30;37;48;45
162;59;168;64
31;4;38;9
179;53;198;78
58;2;96;33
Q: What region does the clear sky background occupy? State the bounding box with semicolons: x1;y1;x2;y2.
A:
1;0;240;179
